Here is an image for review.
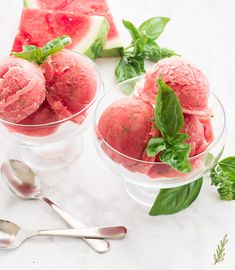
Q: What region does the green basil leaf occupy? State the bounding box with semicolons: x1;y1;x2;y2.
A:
115;58;137;83
149;177;203;215
211;156;235;200
218;157;235;174
12;45;43;64
12;35;72;65
128;56;145;74
156;78;184;137
138;17;170;40
146;137;166;157
172;133;190;143
122;19;141;41
143;41;178;62
160;141;191;173
115;57;145;83
42;35;72;58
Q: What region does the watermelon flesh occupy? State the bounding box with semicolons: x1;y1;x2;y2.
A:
12;8;109;59
24;0;123;56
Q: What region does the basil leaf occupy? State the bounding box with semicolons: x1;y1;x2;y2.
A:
12;35;72;65
160;141;191;173
211;156;235;200
133;36;147;56
149;177;203;215
156;79;184;137
172;133;190;143
128;56;145;74
146;137;166;157
42;35;72;59
122;19;141;41
138;17;170;40
115;57;145;83
12;45;43;64
143;41;178;62
115;58;137;83
218;157;235;174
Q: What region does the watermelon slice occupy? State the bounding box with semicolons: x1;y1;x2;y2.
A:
12;8;109;59
24;0;123;57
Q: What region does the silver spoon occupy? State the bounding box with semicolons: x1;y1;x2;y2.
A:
1;160;118;253
0;220;127;249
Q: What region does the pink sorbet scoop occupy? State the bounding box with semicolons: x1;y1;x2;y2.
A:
43;50;97;123
139;56;211;116
0;57;46;123
97;97;158;173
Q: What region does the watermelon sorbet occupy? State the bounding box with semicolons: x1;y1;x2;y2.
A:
97;58;214;179
0;50;98;137
0;57;45;123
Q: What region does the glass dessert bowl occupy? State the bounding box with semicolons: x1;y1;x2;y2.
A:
94;76;226;207
0;53;103;171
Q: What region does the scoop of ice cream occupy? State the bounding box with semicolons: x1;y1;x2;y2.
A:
43;50;97;123
0;57;46;123
139;57;210;116
97;97;157;172
16;100;59;136
183;114;213;157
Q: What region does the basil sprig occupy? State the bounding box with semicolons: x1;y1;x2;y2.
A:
150;177;203;215
115;17;178;83
146;79;192;173
211;156;235;200
12;35;72;65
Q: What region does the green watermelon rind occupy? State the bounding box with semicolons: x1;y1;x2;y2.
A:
83;17;109;59
101;37;123;57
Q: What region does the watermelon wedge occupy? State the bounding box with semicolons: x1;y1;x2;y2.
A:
12;8;109;59
24;0;123;57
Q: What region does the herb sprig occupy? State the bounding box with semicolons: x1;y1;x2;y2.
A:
146;78;192;173
12;35;72;65
211;156;235;200
214;234;228;265
115;17;177;83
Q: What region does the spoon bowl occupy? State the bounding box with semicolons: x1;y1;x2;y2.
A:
1;160;41;199
0;220;31;249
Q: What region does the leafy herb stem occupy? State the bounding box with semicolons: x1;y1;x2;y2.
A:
214;234;228;265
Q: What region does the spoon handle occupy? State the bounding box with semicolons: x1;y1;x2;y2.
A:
37;226;127;240
38;195;110;253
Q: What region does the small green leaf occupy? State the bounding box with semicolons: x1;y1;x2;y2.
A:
211;156;235;200
138;17;170;40
160;141;191;173
122;19;141;41
143;41;178;62
42;35;72;57
156;78;184;137
146;137;166;157
115;57;145;83
149;177;203;215
12;35;72;65
115;58;138;83
218;157;235;174
12;45;43;64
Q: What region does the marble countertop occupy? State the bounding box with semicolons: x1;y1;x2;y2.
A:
0;0;235;269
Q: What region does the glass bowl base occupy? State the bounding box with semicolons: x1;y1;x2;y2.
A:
124;181;159;208
19;135;84;171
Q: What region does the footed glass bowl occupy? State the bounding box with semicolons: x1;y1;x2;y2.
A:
0;54;103;171
94;76;226;207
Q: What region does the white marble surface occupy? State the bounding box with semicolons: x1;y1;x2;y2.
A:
0;0;235;269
